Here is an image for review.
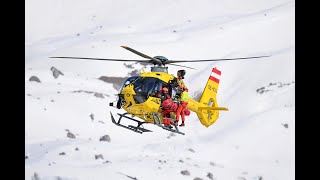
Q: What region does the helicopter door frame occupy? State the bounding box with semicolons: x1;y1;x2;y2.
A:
170;87;178;101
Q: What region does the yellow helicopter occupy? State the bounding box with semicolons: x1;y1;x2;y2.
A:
51;46;269;135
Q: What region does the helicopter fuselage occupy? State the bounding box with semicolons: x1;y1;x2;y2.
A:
118;71;222;126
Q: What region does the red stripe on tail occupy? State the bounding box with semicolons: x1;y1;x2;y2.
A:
209;76;220;83
212;68;221;75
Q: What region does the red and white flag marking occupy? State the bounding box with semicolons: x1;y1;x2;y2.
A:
209;68;221;84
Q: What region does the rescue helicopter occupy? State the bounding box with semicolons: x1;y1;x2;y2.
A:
51;46;269;135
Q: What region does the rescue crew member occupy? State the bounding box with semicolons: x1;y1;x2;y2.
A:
175;86;188;126
159;87;171;103
160;87;177;128
175;70;189;127
177;70;186;89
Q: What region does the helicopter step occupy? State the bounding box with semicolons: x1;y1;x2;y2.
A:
151;113;185;135
110;112;152;134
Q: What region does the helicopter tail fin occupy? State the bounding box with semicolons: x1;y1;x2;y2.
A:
199;67;221;106
193;67;228;127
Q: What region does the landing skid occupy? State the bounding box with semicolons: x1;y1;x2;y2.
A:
110;112;185;135
110;112;152;134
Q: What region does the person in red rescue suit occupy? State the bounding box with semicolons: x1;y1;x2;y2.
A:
159;87;170;103
175;70;190;127
159;87;178;128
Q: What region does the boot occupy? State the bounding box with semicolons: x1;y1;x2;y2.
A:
163;118;169;126
163;118;173;128
179;122;185;127
174;120;179;126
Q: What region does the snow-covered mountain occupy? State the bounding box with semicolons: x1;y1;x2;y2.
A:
25;0;295;180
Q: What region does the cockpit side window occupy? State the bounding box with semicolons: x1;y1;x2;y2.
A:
132;77;168;104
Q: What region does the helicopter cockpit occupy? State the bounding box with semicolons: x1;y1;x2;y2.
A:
117;75;180;109
132;77;169;104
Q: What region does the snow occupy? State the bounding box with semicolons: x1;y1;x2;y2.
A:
26;0;295;180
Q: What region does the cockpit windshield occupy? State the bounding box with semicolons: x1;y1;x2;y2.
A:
119;76;139;92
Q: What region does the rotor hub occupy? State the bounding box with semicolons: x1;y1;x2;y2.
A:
153;56;168;65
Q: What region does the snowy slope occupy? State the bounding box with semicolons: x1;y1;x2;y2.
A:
25;0;295;180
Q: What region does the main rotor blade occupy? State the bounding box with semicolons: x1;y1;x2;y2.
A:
163;55;271;64
121;46;162;65
120;46;154;59
169;63;197;70
50;56;149;63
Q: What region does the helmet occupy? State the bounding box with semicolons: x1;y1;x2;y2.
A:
162;99;173;110
162;87;168;93
177;70;186;79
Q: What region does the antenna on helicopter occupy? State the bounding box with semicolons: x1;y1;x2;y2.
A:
50;46;271;72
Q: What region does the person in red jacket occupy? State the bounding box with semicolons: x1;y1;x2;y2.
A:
160;87;174;128
175;86;188;126
174;70;189;127
159;87;170;102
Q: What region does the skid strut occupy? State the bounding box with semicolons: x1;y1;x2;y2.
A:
152;113;185;135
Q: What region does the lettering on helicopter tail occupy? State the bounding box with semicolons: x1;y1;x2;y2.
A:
209;68;221;84
208;84;217;93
